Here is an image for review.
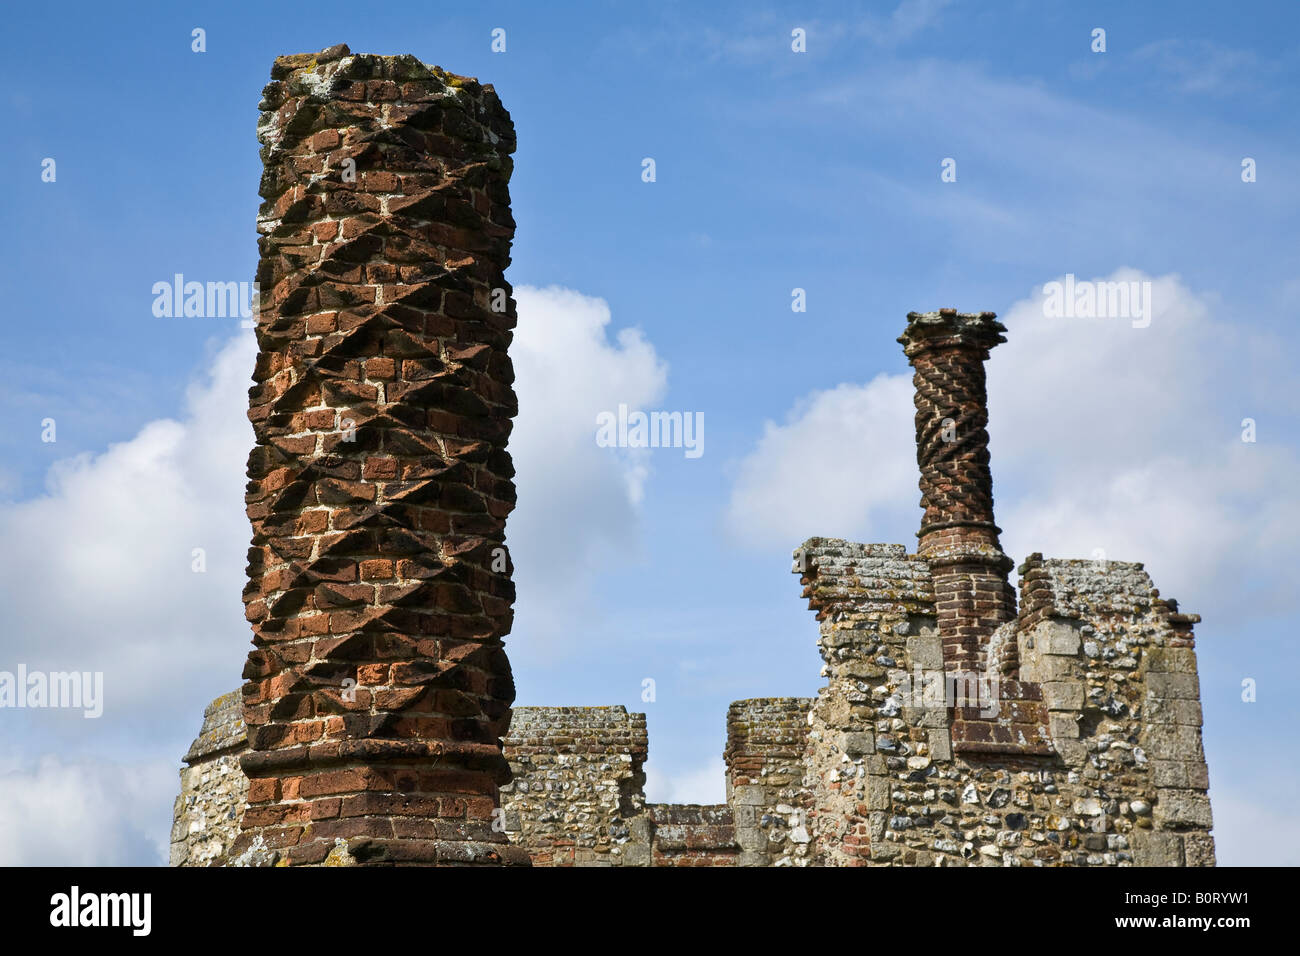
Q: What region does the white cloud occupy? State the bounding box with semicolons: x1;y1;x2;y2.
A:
0;756;174;865
866;0;952;47
1131;39;1263;96
990;270;1300;615
508;285;668;643
726;376;915;551
0;332;257;716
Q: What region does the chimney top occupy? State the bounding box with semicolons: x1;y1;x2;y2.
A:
897;309;1006;358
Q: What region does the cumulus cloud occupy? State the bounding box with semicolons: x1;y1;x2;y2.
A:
990;270;1300;614
0;756;174;865
0;331;258;722
726;376;915;551
509;285;668;644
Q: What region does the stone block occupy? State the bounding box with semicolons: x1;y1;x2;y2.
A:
1154;790;1213;829
1146;672;1200;700
621;842;651;867
1131;829;1184;867
1042;681;1085;711
866;773;891;811
1145;725;1205;762
1151;759;1188;788
841;732;875;756
1144;647;1198;674
928;728;952;762
906;635;944;670
1049;713;1081;739
1037;621;1082;656
1146;697;1203;726
735;826;767;852
1054;739;1087;765
1035;655;1080;682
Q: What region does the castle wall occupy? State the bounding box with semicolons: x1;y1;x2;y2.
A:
169;692;249;867
174;604;1214;869
794;538;1214;866
725;697;814;866
499;706;652;866
647;805;738;866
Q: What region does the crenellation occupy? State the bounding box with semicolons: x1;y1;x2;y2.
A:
499;706;651;866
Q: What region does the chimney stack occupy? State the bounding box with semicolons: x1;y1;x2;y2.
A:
898;310;1016;671
232;46;528;866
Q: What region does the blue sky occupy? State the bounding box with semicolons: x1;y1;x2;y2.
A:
1;0;1297;864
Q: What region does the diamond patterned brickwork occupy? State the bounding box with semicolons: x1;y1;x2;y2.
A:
229;45;528;867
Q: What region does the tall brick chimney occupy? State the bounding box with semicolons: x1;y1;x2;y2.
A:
230;46;529;865
898;309;1016;672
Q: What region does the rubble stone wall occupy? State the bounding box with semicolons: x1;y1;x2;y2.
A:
499;706;651;866
725;697;814;866
791;538;1214;866
169;691;249;867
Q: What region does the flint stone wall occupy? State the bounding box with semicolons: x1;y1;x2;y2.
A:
725;697;814;866
793;538;1214;867
169;692;249;867
498;706;651;866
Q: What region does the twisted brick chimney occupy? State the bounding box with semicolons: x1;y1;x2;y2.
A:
231;46;528;866
898;310;1016;672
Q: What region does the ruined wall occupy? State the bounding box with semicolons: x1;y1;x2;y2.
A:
174;700;730;866
769;310;1213;867
725;697;813;866
790;542;1214;866
1017;554;1215;865
175;605;1214;869
499;706;651;866
234;45;526;866
169;691;249;867
647;805;737;866
795;539;941;865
